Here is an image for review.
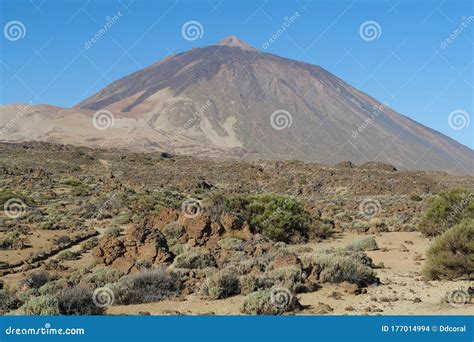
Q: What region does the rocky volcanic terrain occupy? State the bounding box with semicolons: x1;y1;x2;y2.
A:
0;142;472;316
1;36;473;174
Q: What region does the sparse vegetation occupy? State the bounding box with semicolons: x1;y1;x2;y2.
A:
205;267;240;299
240;288;300;315
418;188;473;237
15;295;60;315
115;268;182;304
423;219;473;280
56;286;105;315
172;248;217;269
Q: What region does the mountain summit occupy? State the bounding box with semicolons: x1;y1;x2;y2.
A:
0;36;472;174
216;36;258;51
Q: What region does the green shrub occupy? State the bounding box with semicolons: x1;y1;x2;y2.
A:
240;288;300;315
62;178;83;186
82;268;124;288
226;194;312;242
162;221;186;245
115;268;182;304
103;226;122;237
346;237;378;251
239;274;261;295
0;190;33;206
172;249;217;269
15;295;60;315
56;286;104;315
305;249;378;287
0;288;21;312
56;250;79;261
71;185;91;196
24;271;51;289
80;237;99;251
418;189;473;237
423;219;473;280
0;231;26;249
205;267;240;299
218;237;244;251
409;193;422;201
263;267;307;292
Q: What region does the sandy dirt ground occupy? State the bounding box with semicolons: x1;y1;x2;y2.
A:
107;231;473;316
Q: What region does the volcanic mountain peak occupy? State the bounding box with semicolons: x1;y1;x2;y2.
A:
0;36;472;175
216;35;257;51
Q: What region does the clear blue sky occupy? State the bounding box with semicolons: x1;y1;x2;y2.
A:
0;0;472;148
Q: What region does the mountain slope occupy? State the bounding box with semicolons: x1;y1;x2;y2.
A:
1;36;472;174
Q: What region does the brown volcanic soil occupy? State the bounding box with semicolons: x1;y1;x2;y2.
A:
0;141;472;315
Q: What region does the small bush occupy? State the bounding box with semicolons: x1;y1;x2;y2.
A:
239;274;261;295
115;268;182;304
172;249;217;269
0;231;26;249
103;226;122;238
24;271;51;289
240;288;300;315
56;250;79;261
82;268;124;288
15;295;60;315
263;267;307;292
162;221;186;245
305;249;378;287
80;237;99;251
418;189;473;237
423;219;473;280
205;267;240;299
218;237;244;251
346;237;378;251
62;178;83;186
409;193;422;201
56;286;104;315
0;288;21;312
226;194;312;243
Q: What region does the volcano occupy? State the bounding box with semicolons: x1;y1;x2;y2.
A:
1;36;472;174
